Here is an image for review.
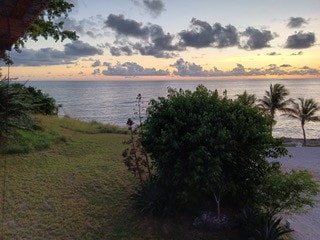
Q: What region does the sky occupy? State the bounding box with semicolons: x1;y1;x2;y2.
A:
2;0;320;80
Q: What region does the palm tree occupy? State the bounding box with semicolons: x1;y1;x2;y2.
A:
258;84;292;126
236;90;256;107
284;98;320;146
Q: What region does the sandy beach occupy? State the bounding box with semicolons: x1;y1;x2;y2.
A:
269;147;320;240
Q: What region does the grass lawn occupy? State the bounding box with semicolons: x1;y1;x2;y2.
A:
0;115;242;240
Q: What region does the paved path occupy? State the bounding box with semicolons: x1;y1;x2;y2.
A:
269;147;320;240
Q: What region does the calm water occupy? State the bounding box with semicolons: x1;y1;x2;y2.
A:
25;79;320;139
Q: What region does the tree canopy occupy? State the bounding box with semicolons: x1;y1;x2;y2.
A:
14;0;78;50
1;0;77;64
141;85;287;210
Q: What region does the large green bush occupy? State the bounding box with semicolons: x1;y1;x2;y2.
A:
141;85;287;210
255;168;319;214
0;80;57;143
0;80;33;140
10;83;58;115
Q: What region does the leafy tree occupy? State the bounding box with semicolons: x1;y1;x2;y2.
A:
0;81;58;144
0;80;32;142
14;0;78;50
10;83;58;115
236;90;256;107
255;167;319;214
1;0;77;63
141;85;287;213
258;84;292;127
283;98;320;145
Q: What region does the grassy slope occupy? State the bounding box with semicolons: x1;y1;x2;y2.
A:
0;115;236;240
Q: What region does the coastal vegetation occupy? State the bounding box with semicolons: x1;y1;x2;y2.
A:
0;83;319;239
0;79;58;145
125;86;319;239
283;98;320;146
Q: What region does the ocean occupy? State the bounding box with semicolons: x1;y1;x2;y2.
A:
25;79;320;139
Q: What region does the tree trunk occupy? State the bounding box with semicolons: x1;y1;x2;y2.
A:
302;122;306;146
214;192;221;221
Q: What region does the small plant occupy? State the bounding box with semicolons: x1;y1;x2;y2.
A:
241;207;293;240
122;94;153;185
123;118;152;186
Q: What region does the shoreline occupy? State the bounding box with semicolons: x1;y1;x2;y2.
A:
281;137;320;146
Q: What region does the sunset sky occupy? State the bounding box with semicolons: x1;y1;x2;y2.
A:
1;0;320;80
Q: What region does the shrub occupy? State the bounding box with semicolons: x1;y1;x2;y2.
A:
10;83;58;115
131;177;179;216
255;167;319;214
0;80;33;141
241;207;292;240
141;85;287;212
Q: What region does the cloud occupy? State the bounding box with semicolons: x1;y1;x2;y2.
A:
285;31;316;49
92;60;101;67
289;66;320;75
57;15;108;38
105;14;149;38
110;46;134;56
143;0;165;17
212;23;239;48
105;15;183;58
287;17;308;28
171;58;207;76
280;64;292;68
171;59;256;77
92;68;101;75
267;52;281;56
170;59;320;77
5;40;103;66
291;51;303;56
179;18;238;48
65;40;103;56
241;27;275;50
132;24;183;58
101;62;170;76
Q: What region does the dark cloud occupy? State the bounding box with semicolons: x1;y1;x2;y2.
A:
110;46;134;56
291;51;303;56
170;59;319;77
65;40;103;56
285;31;316;49
6;48;69;66
179;19;215;48
57;15;108;38
289;66;320;75
92;60;101;67
105;14;149;38
102;62;169;76
92;69;101;75
133;43;178;58
241;27;275;50
143;0;165;17
171;59;266;77
171;58;207;76
105;15;183;58
267;52;281;56
132;24;183;58
287;17;308;28
212;23;239;48
179;18;238;48
4;41;103;66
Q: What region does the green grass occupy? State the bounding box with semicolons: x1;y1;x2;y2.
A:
0;115;288;239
